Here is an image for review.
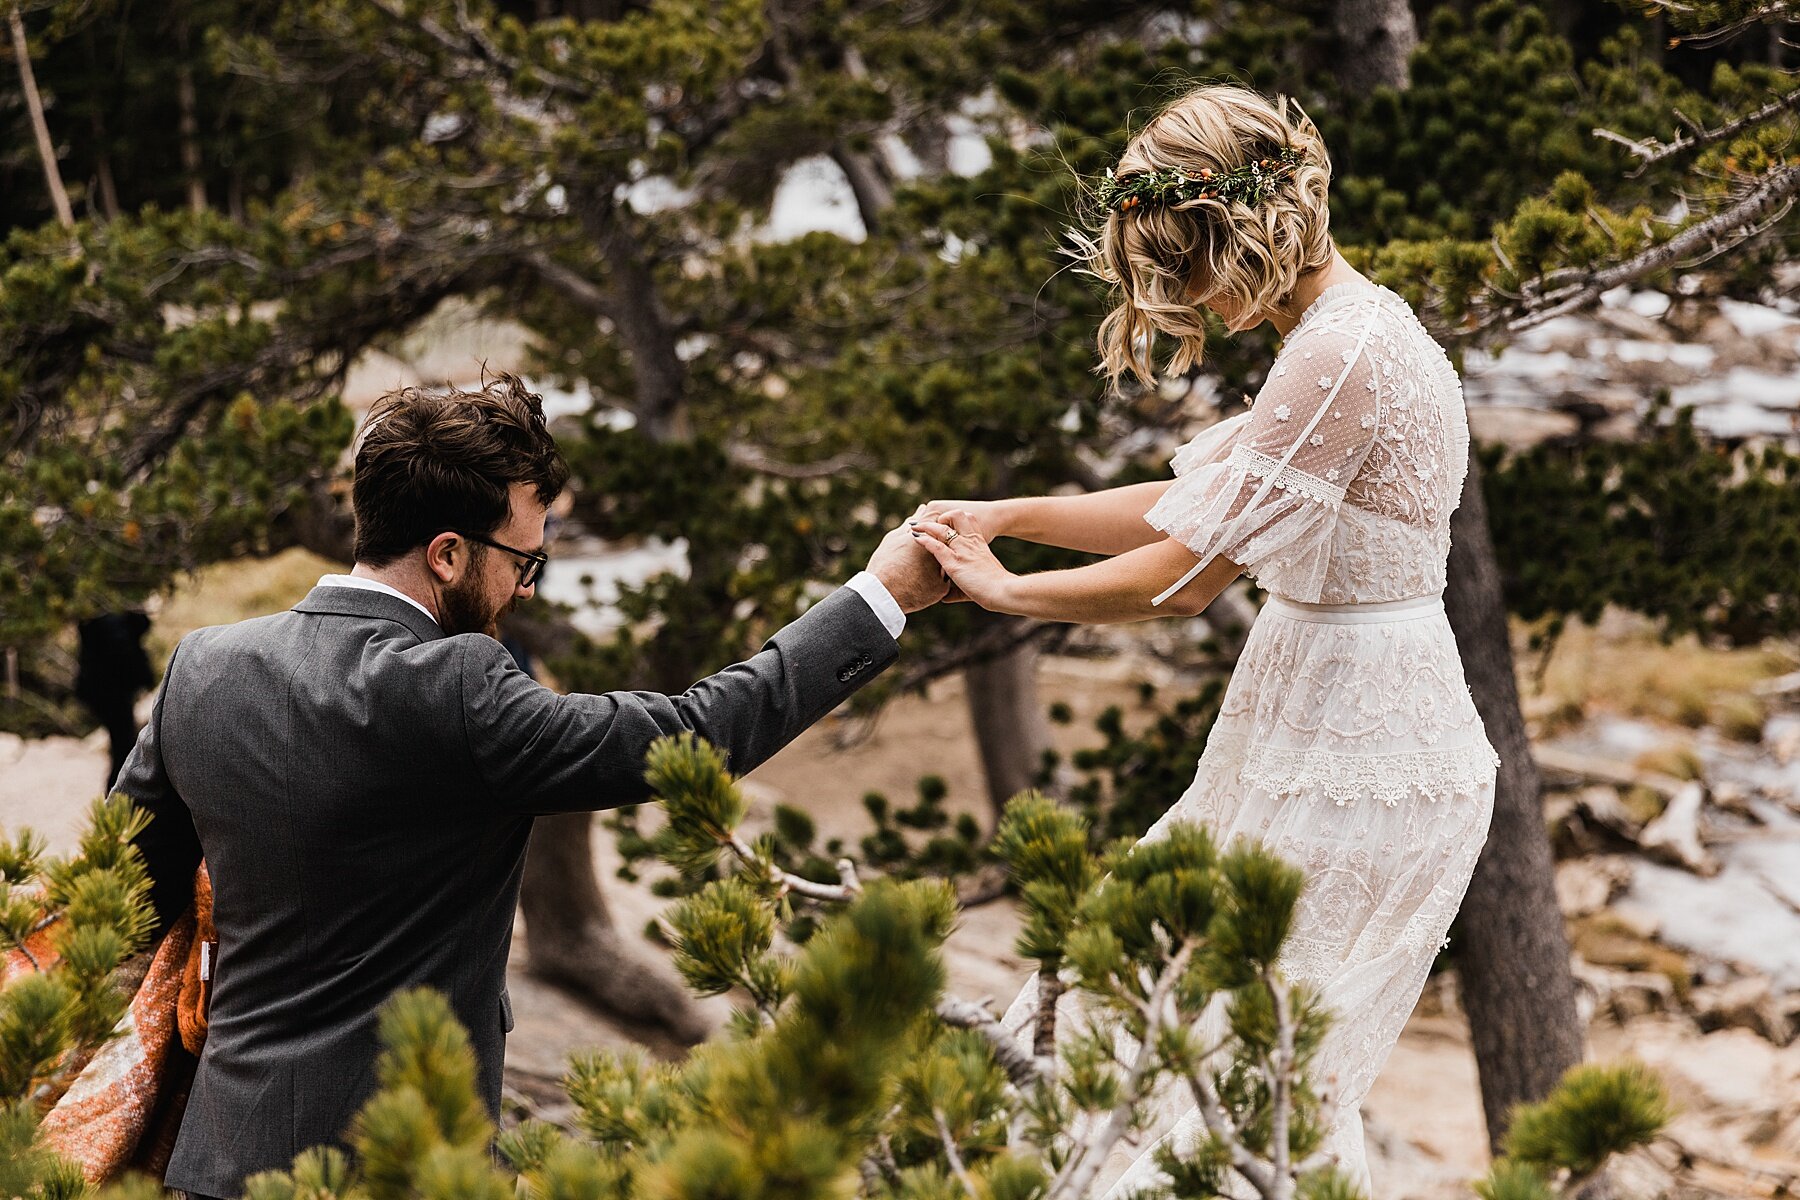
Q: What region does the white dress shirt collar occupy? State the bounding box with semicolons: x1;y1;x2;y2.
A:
317;574;438;624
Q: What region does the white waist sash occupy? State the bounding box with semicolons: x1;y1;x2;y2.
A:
1262;592;1446;625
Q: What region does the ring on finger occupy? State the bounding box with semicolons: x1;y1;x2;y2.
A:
943;530;960;544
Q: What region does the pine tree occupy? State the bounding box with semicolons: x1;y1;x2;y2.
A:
0;795;159;1194
2;744;1675;1199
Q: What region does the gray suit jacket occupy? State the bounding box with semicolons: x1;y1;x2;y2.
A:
116;582;897;1195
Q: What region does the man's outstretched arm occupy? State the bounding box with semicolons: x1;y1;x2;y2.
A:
464;530;945;814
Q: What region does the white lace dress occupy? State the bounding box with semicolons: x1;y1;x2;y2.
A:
1003;281;1500;1195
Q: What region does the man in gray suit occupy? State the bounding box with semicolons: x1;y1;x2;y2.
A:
116;375;947;1196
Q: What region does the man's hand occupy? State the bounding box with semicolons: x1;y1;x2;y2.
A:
867;523;949;613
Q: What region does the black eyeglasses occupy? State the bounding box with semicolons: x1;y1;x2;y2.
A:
456;531;549;588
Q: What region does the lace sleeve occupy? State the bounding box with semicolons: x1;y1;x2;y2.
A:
1168;408;1253;475
1145;313;1382;603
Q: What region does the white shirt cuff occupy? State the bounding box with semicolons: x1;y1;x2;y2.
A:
845;571;906;640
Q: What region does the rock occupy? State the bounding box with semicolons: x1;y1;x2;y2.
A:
1466;405;1580;450
1593;305;1675;341
1588;784;1640;828
1573;955;1677;1023
1569;911;1692;1002
1552;785;1648;858
1690;976;1793;1045
1607;899;1662;940
1556;855;1633;917
1640;781;1721;876
1709;780;1760;822
1630;1023;1756;1112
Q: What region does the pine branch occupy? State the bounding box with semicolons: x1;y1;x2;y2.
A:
1183;1060;1279;1197
1453;161;1800;347
1529;162;1800;325
1592;83;1800;175
362;0;588;96
934;1106;981;1198
934;996;1048;1088
1046;939;1195;1200
1033;962;1064;1059
722;828;862;902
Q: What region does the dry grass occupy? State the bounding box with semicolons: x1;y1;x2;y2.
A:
148;547;343;667
1515;608;1798;742
1568;911;1692;1002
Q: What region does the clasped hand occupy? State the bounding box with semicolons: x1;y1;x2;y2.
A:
861;499;1016;615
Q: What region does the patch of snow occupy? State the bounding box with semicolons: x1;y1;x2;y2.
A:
624;175;696;215
1465;348;1581;381
1718;297;1800;339
1602;339;1713;368
536;538;690;638
763;155;866;243
1670;379;1731;407
945;112;994;177
422;112;468;144
1565;714;1670;759
1668;343;1717;370
525;377;594;422
1627;290;1673;319
1724;365;1800;407
1512;316;1592;353
878;133;924;180
1690;402;1797;439
1628;856;1800;991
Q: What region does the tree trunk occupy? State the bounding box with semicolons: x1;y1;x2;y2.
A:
508;186;711;1040
1329;0;1418;95
965;614;1055;820
174;11;207;214
1444;446;1585;1152
516;812;712;1043
84;31;122;221
10;3;74;228
830;143;895;237
576;197;688;439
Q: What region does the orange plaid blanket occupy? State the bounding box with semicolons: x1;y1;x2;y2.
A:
2;864;213;1182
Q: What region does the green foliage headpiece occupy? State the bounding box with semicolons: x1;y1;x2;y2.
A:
1094;145;1304;216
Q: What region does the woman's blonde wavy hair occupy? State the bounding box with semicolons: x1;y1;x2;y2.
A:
1077;82;1335;390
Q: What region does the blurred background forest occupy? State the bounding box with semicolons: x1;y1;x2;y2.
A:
6;0;1800;1194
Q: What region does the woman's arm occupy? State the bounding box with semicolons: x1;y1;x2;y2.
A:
920;481;1176;556
910;511;1243;623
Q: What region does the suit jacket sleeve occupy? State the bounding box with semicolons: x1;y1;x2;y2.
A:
116;635;201;932
461;585;899;814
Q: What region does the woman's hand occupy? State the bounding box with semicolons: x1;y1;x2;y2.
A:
912;498;1010;539
908;509;1017;613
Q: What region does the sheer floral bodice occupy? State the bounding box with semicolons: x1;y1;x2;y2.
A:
1145;281;1471;604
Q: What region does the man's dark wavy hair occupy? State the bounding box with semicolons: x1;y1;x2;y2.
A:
352;372;570;566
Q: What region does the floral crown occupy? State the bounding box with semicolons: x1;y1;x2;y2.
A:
1093;144;1305;215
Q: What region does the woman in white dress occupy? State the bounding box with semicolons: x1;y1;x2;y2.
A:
908;83;1500;1194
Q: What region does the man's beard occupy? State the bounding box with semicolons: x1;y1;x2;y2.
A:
438;574;511;639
